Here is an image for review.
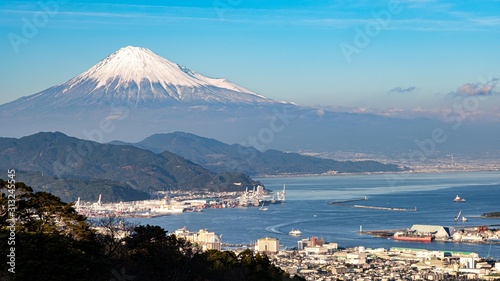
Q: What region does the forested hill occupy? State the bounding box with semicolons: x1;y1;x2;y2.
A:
113;131;404;176
0;132;259;202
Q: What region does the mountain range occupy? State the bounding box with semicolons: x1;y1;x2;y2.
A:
1;46;498;161
0;131;403;202
111;132;404;175
0;132;259;202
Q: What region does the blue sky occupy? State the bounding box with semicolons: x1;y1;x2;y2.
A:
1;0;500;119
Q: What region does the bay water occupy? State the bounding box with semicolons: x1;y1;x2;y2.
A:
130;171;500;258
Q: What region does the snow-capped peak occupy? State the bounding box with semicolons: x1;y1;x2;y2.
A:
63;46;268;101
75;46;206;89
3;46;278;110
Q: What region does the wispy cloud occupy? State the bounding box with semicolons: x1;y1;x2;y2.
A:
2;1;500;31
0;2;229;26
389;86;417;94
471;17;500;26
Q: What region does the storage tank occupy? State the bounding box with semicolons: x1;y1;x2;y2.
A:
452;232;463;242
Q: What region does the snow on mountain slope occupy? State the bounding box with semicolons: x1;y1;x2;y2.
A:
69;46;261;94
2;46;275;111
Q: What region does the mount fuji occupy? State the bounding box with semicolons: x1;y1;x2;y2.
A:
2;46;276;113
0;46;295;144
1;46;497;159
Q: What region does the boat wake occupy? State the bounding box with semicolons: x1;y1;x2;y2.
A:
265;223;288;234
265;219;315;235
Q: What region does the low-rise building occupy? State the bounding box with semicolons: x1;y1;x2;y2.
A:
256;237;279;253
173;227;221;251
347;253;367;265
331;266;349;274
416;250;445;260
304;246;328;255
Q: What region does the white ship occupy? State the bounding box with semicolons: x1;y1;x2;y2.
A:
150;204;185;214
150;195;185;214
289;229;302;236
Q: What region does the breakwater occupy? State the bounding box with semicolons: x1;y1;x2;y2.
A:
327;197;417;212
327;197;368;205
353;204;418;212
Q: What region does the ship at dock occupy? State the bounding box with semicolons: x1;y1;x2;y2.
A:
393;231;433;242
238;184;286;207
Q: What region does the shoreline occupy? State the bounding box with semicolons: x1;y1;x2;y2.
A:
255;169;499;179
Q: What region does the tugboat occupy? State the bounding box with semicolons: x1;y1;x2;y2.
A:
453;195;466;203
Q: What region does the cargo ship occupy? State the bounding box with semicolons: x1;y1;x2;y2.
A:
393;231;432;242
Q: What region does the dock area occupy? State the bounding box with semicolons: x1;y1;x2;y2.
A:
360;224;500;245
74;185;286;218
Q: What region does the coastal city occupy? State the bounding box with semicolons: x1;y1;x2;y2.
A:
127;225;499;280
80;186;500;281
305;152;500;176
2;1;500;280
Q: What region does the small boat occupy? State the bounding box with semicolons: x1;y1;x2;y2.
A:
259;202;268;211
454;195;466;203
454;210;468;222
289;229;302;236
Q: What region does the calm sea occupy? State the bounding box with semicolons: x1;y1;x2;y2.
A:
130;171;500;258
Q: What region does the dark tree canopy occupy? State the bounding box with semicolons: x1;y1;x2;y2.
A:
0;180;304;281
